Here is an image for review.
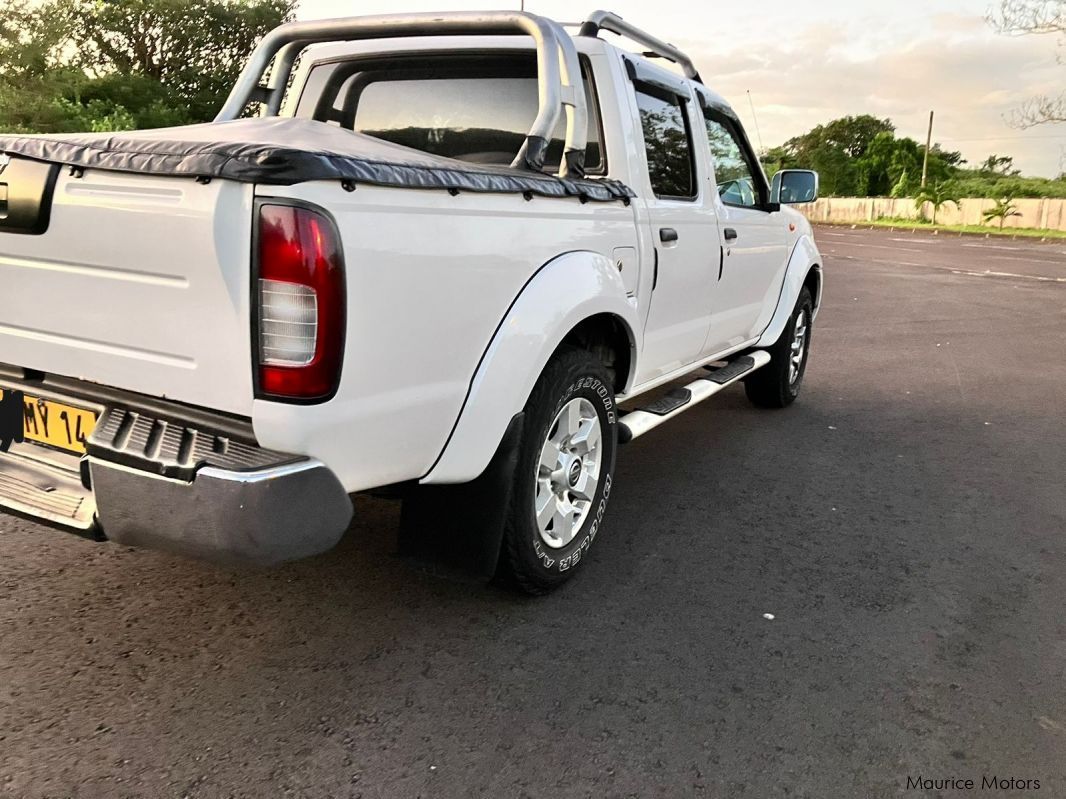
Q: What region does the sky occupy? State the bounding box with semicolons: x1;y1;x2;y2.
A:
296;0;1066;177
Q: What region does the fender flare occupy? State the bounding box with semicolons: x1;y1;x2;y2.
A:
421;250;640;485
756;234;822;348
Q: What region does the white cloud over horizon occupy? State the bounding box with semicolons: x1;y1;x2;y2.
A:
297;0;1066;176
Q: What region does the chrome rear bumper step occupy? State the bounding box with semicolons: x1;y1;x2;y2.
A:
0;451;95;530
88;407;296;481
618;350;771;443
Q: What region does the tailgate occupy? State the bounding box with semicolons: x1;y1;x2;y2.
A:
0;162;254;415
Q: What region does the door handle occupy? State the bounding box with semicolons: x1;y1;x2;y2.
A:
723;228;738;241
659;227;678;243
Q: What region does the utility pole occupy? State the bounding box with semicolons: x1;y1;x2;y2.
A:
920;110;934;188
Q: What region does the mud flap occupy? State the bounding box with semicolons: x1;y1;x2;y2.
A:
398;413;525;580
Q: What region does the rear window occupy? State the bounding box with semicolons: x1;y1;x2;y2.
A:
634;86;695;200
294;53;604;173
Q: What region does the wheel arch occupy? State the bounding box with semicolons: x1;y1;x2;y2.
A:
559;311;637;395
803;263;823;313
422;250;640;485
756;234;823;348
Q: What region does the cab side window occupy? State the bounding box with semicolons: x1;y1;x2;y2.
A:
703;113;760;208
635;86;696;200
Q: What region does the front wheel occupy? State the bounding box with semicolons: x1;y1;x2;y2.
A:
745;286;814;408
496;348;618;594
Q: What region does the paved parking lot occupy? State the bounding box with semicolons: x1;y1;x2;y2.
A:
2;226;1065;798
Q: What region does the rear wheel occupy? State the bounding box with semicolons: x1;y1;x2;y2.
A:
496;348;618;594
745;286;814;408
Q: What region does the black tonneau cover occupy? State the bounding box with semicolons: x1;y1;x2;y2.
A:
0;118;633;203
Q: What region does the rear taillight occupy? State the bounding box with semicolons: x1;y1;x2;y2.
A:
255;203;345;401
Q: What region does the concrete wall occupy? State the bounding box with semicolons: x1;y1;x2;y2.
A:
797;197;1066;232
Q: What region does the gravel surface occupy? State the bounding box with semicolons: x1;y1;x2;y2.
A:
2;226;1065;798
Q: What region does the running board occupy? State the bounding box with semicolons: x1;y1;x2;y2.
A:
618;351;771;443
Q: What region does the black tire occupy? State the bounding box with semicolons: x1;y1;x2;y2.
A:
496;348;618;594
744;286;814;409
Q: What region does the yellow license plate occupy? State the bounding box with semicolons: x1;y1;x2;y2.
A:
0;389;98;455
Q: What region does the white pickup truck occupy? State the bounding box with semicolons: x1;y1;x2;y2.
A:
0;11;821;593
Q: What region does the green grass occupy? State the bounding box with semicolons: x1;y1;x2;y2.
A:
817;217;1066;240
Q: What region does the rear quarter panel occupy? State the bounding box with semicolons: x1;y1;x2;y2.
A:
252;182;639;492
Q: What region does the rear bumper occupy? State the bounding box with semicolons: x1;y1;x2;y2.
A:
88;456;352;565
0;368;353;565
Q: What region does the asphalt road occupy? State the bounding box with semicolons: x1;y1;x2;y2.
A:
2;226;1065;798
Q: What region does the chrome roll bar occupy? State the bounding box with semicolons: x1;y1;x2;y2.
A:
216;11;589;177
542;19;588;179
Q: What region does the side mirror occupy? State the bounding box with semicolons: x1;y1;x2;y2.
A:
771;169;819;204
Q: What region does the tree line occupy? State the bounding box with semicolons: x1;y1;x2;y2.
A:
761;114;1066;200
0;0;294;134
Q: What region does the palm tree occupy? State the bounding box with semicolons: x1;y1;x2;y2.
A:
889;169;910;199
914;182;961;225
982;196;1022;230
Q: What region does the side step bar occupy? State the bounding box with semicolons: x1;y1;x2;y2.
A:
618;351;771;443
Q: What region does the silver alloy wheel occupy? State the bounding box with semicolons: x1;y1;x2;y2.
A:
535;397;603;549
789;309;808;385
